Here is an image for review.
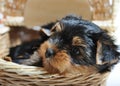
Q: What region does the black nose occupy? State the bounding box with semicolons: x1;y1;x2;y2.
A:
45;48;55;58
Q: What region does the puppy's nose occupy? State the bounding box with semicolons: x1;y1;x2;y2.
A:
45;48;55;58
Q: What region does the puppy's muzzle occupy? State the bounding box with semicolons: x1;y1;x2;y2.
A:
45;48;55;58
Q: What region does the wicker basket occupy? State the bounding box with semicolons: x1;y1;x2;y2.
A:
0;0;115;85
0;59;109;86
0;27;110;86
0;27;10;58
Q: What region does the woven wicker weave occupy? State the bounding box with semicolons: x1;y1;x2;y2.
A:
0;32;10;58
0;59;109;86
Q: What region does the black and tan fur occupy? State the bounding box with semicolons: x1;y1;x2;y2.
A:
9;15;120;75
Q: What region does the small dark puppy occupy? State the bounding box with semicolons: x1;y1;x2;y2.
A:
38;15;119;74
10;15;120;75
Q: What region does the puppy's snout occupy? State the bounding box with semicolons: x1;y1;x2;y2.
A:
45;48;55;58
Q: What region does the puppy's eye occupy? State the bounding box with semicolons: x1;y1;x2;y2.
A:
72;47;80;55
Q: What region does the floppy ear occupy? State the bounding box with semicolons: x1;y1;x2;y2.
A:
96;40;103;65
96;33;119;65
40;22;63;37
40;28;52;36
51;22;63;33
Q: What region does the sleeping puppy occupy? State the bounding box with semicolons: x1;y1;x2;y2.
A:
10;15;120;75
37;15;120;74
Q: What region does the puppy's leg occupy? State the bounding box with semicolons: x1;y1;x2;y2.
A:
17;51;43;66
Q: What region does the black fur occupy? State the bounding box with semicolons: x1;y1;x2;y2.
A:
9;15;120;73
9;39;42;63
9;23;55;64
42;15;119;72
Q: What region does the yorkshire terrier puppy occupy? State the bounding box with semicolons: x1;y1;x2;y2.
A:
10;15;120;75
37;15;120;74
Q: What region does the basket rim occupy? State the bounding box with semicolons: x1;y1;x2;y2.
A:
0;58;110;86
0;58;110;77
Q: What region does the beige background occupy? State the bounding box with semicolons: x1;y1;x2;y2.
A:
24;0;91;27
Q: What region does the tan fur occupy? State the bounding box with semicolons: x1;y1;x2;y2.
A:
96;41;103;65
38;40;97;75
51;22;63;33
72;36;86;47
3;57;12;62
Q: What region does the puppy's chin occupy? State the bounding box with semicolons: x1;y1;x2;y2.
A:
41;50;97;75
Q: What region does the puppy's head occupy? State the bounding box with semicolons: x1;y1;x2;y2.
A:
38;15;119;74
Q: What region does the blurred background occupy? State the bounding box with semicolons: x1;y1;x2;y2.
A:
0;0;120;86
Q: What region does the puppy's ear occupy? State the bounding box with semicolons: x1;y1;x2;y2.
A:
40;22;63;36
40;22;57;37
96;40;104;65
96;33;119;65
40;28;52;36
51;22;63;33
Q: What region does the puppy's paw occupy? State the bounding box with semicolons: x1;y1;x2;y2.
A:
16;51;43;66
